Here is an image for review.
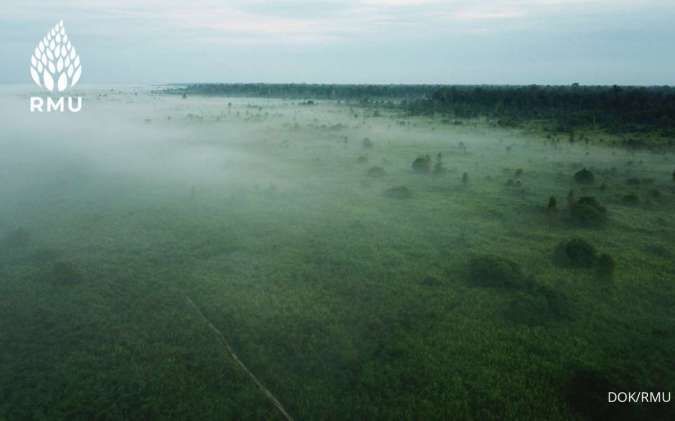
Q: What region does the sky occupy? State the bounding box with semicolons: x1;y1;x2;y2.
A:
1;0;674;85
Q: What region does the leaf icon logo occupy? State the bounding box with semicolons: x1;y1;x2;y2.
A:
30;20;81;92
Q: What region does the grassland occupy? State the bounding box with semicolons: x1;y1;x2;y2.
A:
1;90;673;420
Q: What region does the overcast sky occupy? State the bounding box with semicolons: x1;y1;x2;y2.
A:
1;0;674;85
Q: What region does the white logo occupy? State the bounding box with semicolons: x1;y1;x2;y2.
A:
30;20;81;93
29;20;83;112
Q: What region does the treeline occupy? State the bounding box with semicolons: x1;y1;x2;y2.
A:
164;83;675;136
410;85;675;136
164;83;439;101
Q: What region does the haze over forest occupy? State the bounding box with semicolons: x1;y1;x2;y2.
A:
1;1;674;420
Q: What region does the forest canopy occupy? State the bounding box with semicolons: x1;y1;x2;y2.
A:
165;84;675;140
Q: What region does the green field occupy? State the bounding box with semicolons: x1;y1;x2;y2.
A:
1;89;673;420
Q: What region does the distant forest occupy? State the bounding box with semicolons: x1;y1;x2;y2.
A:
164;84;675;140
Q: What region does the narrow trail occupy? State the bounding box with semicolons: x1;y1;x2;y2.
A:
185;296;295;421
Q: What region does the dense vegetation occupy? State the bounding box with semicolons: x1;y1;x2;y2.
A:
163;83;440;101
165;84;675;143
415;85;675;140
2;89;674;420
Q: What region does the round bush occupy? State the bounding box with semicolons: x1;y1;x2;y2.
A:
411;155;432;174
468;255;529;289
570;196;607;227
621;193;639;205
553;238;597;268
574;168;595;184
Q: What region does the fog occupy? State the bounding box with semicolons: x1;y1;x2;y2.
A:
1;86;674;419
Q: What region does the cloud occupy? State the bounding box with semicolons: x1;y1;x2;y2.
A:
1;0;673;84
3;0;671;45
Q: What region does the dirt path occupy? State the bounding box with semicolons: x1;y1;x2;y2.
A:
185;296;295;421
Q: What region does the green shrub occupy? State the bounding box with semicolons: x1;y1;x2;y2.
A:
573;168;595;184
570;196;607;227
384;186;412;199
621;193;639;205
411;155;432;174
553;238;597;268
468;255;530;289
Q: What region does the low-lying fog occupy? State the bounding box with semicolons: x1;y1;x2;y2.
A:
1;86;673;420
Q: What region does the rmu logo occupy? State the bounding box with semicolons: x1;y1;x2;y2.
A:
30;20;82;112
